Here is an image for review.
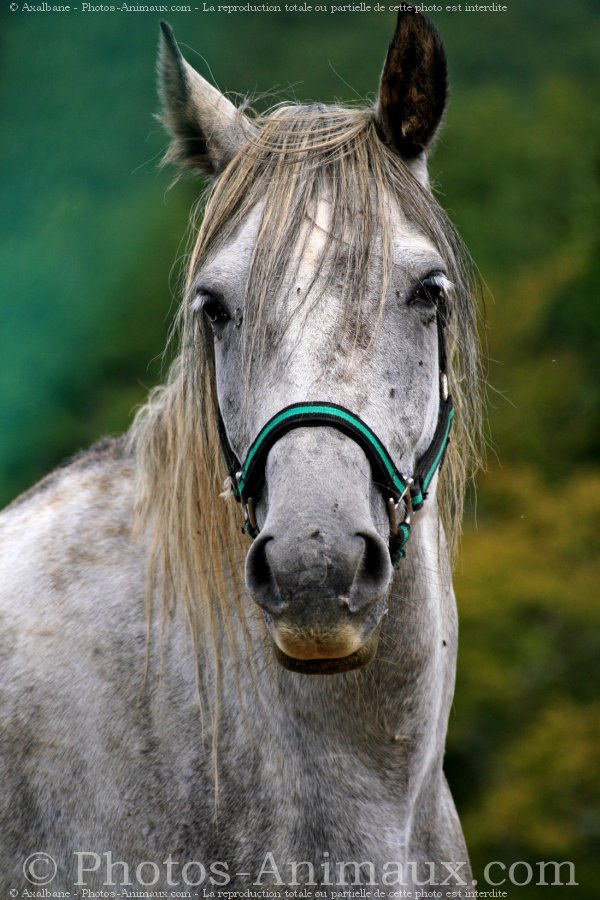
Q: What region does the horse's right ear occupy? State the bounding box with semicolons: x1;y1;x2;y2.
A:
157;22;251;177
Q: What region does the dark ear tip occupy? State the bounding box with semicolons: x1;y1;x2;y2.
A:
158;20;189;104
394;7;444;42
395;7;415;25
159;21;179;55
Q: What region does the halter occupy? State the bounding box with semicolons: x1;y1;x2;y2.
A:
217;311;453;567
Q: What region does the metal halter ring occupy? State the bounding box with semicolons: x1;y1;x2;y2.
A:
387;477;414;537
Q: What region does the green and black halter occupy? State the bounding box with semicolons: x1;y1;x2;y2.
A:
218;312;453;567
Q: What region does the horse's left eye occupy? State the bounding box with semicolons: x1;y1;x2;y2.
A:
410;276;445;307
194;291;230;324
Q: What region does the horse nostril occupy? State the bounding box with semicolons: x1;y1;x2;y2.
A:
346;530;393;613
245;533;287;615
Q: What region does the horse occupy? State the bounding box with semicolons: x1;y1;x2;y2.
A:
0;11;484;895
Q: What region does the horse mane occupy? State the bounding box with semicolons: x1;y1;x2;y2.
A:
128;102;485;672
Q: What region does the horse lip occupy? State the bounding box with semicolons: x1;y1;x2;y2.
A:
270;626;381;675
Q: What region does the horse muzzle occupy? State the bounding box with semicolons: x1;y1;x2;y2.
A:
246;518;391;674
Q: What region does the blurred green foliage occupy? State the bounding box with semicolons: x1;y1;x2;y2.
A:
1;2;598;895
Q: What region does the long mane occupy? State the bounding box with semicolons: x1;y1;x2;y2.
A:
128;103;484;666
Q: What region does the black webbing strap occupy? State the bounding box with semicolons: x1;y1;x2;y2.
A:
409;305;453;511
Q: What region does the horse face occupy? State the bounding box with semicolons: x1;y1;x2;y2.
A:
158;13;449;673
194;201;449;673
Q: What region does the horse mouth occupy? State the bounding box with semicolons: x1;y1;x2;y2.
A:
271;627;380;675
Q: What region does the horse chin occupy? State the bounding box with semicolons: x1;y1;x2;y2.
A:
270;627;381;675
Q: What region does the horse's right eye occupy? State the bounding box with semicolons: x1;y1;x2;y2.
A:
194;290;230;325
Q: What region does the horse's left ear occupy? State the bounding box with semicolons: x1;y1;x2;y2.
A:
375;11;448;184
157;21;252;176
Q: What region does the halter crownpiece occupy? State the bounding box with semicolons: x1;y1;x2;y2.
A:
217;312;453;567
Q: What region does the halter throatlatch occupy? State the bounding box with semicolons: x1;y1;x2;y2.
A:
217;313;453;567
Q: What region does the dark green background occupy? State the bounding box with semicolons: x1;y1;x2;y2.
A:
1;2;598;895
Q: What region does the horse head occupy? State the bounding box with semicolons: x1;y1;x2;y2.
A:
155;13;472;675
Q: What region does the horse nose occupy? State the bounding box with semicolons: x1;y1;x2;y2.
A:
245;527;391;617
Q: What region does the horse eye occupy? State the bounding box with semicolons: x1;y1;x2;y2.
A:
194;291;230;325
411;276;445;307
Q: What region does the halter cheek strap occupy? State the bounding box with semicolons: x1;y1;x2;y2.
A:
217;314;453;566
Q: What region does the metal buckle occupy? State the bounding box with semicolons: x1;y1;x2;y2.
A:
400;478;414;526
236;471;258;536
441;372;449;402
246;497;257;532
387;477;414;536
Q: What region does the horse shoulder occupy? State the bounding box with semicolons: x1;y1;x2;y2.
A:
0;438;148;753
0;440;212;875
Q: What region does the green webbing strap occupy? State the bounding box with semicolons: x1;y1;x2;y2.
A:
236;402;412;506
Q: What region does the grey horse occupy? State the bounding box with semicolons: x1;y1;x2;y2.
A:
0;11;484;895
